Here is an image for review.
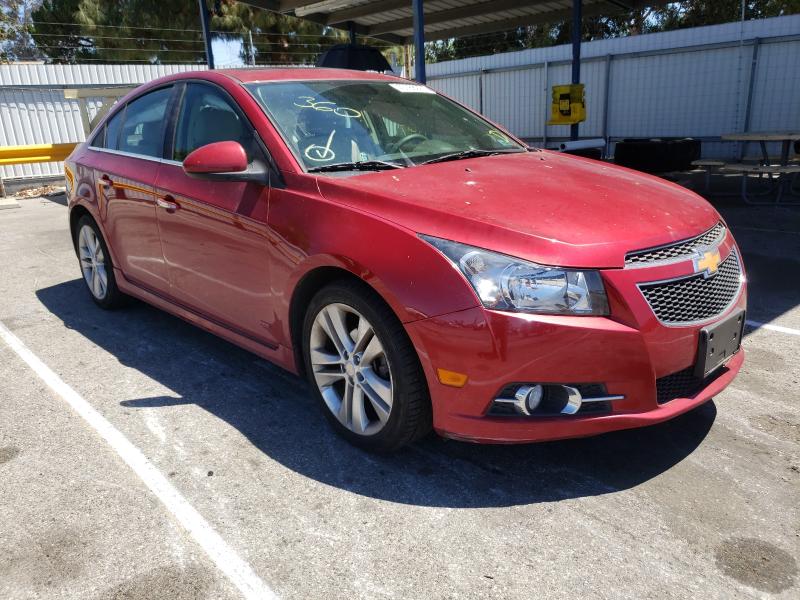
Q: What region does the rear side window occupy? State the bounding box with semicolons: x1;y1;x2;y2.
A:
173;83;255;161
117;87;172;158
90;107;124;150
104;109;124;150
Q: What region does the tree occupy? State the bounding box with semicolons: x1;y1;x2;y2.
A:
32;0;211;63
212;0;347;66
658;0;800;30
29;0;353;65
1;0;41;62
425;0;800;63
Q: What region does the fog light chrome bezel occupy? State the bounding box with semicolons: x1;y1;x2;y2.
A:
513;384;543;415
490;383;624;417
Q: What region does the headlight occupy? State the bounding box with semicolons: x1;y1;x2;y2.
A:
421;235;609;316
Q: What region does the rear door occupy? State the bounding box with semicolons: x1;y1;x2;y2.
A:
88;86;175;292
153;81;275;345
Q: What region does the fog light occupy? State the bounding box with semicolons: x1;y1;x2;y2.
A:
490;383;624;417
513;384;543;415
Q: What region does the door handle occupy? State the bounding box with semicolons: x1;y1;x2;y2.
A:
156;195;179;212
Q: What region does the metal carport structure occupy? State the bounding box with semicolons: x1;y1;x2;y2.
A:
206;1;657;139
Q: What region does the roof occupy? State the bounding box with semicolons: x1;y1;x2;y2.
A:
218;67;402;83
244;1;652;43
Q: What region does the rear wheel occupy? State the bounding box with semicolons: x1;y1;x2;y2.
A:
75;215;127;309
302;281;431;452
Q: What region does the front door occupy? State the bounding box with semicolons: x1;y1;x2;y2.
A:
153;82;274;345
87;85;174;292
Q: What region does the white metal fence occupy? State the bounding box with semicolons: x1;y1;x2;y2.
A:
427;14;800;159
1;15;799;182
0;63;207;180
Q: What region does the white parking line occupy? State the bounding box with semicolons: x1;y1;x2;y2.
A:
746;319;800;337
0;321;277;600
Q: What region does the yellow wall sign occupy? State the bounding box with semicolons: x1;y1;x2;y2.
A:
548;84;586;125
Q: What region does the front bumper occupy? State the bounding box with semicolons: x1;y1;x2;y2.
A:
405;235;746;444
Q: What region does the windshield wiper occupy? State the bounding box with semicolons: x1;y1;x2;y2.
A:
420;148;523;166
308;160;405;173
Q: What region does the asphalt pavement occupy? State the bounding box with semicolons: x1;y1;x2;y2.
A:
0;193;798;599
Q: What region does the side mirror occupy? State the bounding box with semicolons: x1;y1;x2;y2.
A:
182;140;268;184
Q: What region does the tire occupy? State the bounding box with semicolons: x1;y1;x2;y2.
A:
74;215;127;309
302;280;432;452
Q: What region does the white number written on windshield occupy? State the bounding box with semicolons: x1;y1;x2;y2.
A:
293;96;363;119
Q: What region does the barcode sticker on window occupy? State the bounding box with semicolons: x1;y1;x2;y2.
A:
389;83;436;94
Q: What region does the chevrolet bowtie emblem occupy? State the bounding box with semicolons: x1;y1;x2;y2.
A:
694;247;721;277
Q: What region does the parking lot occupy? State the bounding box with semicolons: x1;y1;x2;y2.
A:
0;191;798;599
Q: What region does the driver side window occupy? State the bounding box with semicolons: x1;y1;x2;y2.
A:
173;83;256;162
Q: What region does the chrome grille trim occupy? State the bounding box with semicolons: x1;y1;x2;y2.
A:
638;249;743;326
625;223;727;267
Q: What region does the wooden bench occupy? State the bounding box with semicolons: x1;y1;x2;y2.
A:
719;163;800;174
691;159;725;168
718;163;800;204
741;155;799;164
691;159;726;192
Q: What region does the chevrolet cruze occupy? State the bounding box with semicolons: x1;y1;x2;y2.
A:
65;69;746;451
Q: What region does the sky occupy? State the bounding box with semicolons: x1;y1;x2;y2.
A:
212;37;246;68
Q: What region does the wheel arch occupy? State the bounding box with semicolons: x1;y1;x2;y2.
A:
69;201;120;268
289;265;400;377
69;204;93;249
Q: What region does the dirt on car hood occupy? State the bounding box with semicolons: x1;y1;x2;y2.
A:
314;150;720;269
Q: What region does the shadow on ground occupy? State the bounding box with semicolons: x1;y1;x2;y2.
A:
37;279;715;508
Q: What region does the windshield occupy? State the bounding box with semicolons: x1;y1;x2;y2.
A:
245;80;526;172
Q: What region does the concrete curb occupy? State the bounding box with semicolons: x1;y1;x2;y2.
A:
0;197;21;210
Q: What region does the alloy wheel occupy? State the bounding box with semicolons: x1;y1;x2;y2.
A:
309;303;394;436
78;224;108;300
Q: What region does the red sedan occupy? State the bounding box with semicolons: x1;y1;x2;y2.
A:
64;69;746;451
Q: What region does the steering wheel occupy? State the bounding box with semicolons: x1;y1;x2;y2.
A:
388;133;428;154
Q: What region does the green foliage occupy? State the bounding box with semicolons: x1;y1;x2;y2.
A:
426;0;800;63
212;0;348;66
28;0;351;64
32;0;208;63
658;0;800;29
1;0;39;62
16;0;800;65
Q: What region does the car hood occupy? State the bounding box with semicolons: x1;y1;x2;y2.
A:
314;150;720;268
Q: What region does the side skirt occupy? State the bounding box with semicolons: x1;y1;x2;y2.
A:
114;268;298;374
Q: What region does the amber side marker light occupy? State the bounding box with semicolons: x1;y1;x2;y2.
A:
437;368;469;388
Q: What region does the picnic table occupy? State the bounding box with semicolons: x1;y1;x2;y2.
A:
716;131;800;204
721;131;800;166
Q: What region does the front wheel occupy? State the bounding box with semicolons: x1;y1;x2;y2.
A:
302;281;431;452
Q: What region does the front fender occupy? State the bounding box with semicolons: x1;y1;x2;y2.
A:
267;184;479;349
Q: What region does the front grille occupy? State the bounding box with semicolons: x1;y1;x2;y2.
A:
638;250;742;325
625;223;726;266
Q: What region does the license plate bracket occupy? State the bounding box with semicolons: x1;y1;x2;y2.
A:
694;309;745;378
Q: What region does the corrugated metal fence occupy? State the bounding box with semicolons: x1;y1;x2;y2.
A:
2;15;799;182
0;63;207;180
427;15;800;158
